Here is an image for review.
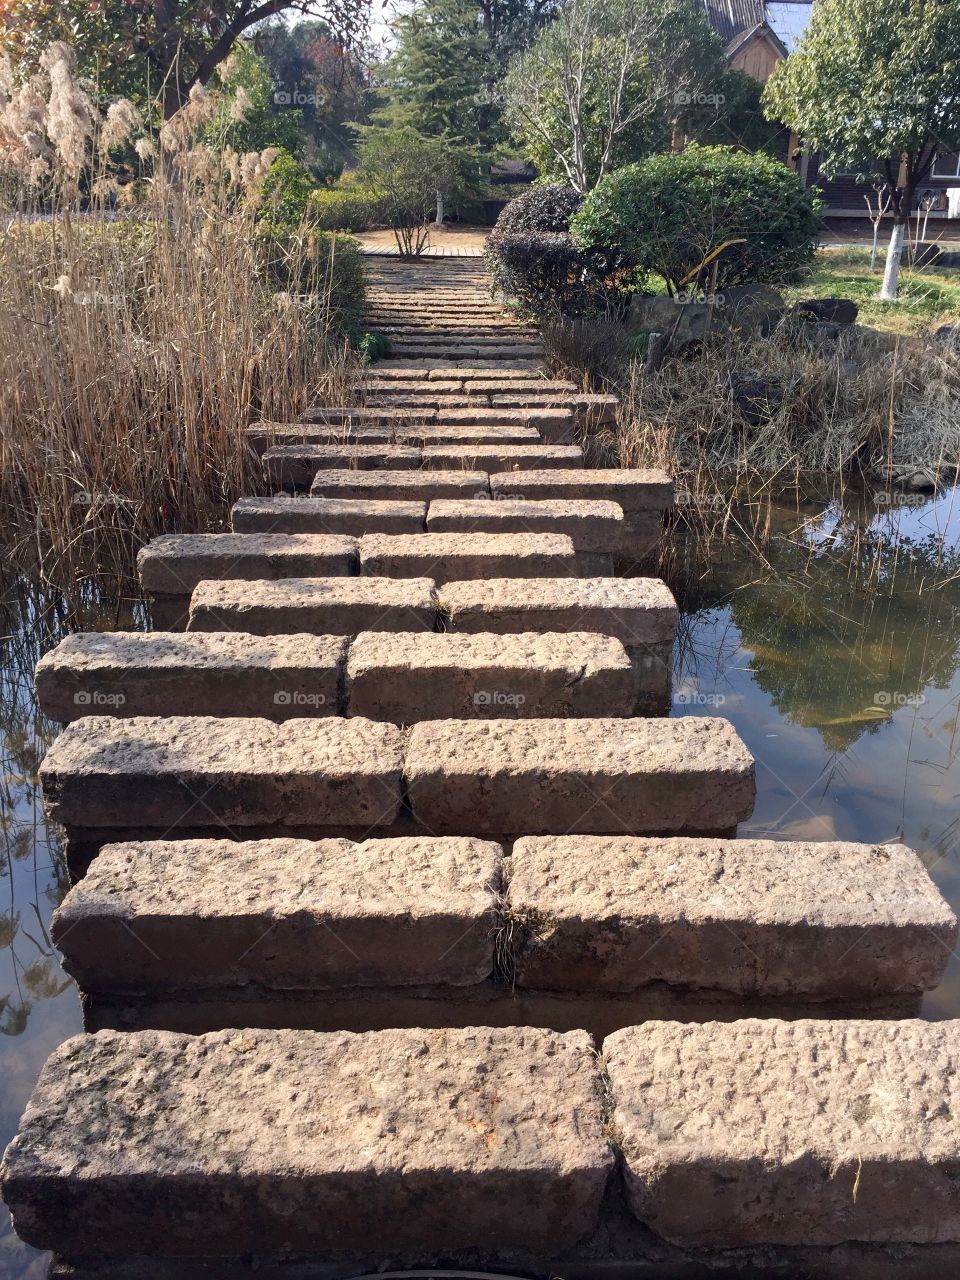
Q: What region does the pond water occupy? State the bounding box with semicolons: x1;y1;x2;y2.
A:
1;485;959;1277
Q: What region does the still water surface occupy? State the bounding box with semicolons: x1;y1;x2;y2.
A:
1;486;959;1277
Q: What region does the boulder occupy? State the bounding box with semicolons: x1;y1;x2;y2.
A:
796;297;859;325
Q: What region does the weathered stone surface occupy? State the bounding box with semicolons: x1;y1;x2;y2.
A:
396;424;542;446
310;468;490;501
35;632;347;721
508;836;956;997
427;499;624;553
405;717;755;835
232;496;427;537
303;406;433;424
347;631;636;721
490;469;673;514
1;1025;612;1256
188;577;438;636
604;1018;960;1247
53;836;502;990
437;407;571;429
39;716;405;829
264;444;423;489
422;445;584;471
440;577;677;648
360;533;577;584
137;534;358;595
244;422;393;455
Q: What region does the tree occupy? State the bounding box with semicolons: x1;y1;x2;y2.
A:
209;42;306;156
255;17;372;177
763;0;960;301
355;125;464;252
378;0;493;146
501;0;725;193
0;0;371;117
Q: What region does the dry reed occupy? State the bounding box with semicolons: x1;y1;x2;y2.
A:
0;45;365;599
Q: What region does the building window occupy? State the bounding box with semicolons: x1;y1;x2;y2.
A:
932;153;960;178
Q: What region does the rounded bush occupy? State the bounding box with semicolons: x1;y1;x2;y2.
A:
571;145;821;292
493;184;584;235
311;185;383;232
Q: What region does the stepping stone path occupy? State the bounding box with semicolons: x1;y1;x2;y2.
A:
5;256;960;1275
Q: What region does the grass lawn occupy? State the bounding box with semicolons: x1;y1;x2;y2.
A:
785;246;960;336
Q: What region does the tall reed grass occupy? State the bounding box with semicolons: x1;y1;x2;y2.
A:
0;44;365;600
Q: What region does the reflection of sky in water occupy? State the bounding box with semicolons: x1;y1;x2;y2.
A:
1;486;960;1275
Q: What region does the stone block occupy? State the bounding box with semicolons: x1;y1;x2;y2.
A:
427;499;624;553
404;717;755;836
35;632;347;721
310;469;490;502
489;469;673;514
188;577;438;636
1;1025;612;1256
508;836;956;997
360;533;577;584
604;1018;960;1247
263;445;423;490
232;496;427;537
346;631;637;721
39;715;406;831
53;836;502;991
421;445;584;471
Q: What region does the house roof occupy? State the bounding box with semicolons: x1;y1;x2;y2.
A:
700;0;811;56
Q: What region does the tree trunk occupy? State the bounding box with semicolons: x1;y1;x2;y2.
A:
435;189;444;224
880;217;907;301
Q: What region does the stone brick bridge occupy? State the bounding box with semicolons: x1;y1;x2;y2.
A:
2;257;958;1278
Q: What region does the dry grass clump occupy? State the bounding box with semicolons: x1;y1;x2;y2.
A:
595;324;960;494
0;45;364;599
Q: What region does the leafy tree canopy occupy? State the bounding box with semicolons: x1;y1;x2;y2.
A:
0;0;371;116
763;0;960;297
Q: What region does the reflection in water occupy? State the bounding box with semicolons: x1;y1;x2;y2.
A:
0;491;958;1276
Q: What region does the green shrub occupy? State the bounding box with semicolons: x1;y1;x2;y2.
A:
311;185;383;232
571;145;821;293
356;331;391;362
258;149;316;231
485;183;617;318
493;184;584;234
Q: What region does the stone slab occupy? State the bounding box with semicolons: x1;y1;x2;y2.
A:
232;496;427;537
52;836;502;991
39;716;405;830
405;717;755;836
310;469;490;501
35;632;347;721
397;425;543;446
490;470;674;514
438;407;572;428
188;577;438;636
263;445;422;489
303;406;433;424
508;836;956;997
421;445;583;471
427;499;624;553
439;577;678;648
346;631;637;721
604;1018;960;1247
359;533;577;584
244;422;393;455
1;1025;612;1256
137;534;358;595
